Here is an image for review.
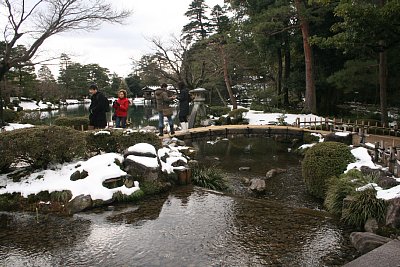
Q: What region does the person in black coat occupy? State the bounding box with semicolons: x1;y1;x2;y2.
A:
88;84;108;129
177;81;190;132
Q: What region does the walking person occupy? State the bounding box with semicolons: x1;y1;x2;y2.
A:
88;84;108;129
177;81;190;132
155;83;176;136
112;89;130;128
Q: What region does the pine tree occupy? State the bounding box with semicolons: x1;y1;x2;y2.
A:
182;0;211;43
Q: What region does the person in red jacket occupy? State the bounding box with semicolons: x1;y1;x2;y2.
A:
112;89;130;128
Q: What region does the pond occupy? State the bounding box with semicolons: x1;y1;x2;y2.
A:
26;102;175;129
0;138;359;266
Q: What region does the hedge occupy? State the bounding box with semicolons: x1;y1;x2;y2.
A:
0;126;87;172
53;116;90;130
302;141;355;199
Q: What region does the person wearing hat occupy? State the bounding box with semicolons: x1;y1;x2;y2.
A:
155;83;176;136
112;89;130;128
88;84;108;129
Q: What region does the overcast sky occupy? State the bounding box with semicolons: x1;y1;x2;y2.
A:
30;0;225;78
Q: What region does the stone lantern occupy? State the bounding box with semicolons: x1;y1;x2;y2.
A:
188;88;208;129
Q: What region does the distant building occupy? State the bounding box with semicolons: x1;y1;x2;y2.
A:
142;84;177;100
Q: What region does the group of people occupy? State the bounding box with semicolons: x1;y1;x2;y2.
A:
88;84;129;129
87;82;191;136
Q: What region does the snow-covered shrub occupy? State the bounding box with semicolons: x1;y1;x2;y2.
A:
302;142;355;199
341;189;387;228
0;126;87;171
86;130;161;154
54;116;89;130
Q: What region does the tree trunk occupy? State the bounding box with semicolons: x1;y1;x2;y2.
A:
378;0;388;125
283;36;290;106
220;44;237;109
277;48;283;107
0;64;9;127
379;44;388;124
295;0;316;114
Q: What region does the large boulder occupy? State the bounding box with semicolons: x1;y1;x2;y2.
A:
123;143;160;182
350;232;392;254
266;168;286;179
386;198;400;228
249;179;266;193
66;194;92;214
123;143;157;158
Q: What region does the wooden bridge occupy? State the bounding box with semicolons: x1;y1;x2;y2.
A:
171;124;400;176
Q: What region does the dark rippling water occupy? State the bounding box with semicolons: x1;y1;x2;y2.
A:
0;138;358;266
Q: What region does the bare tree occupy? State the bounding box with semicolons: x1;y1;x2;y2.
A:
149;35;209;89
0;0;131;125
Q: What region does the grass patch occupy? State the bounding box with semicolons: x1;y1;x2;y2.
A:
192;166;228;191
341;189;388;228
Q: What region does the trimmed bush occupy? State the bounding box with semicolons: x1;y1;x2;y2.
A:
0;126;87;172
19;111;47;125
86;129;161;154
192;166;228;191
54;116;89;130
2;109;19;123
208;106;230;117
302;141;355;199
341;189;388;228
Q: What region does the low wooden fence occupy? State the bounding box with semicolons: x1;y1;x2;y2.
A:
359;141;400;177
294;117;400;137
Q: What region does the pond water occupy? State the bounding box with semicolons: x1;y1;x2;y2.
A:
0;138;359;266
28;102;176;129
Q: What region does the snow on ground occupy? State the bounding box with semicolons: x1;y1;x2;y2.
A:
3;123;33;131
243;111;323;126
0;153;139;202
344;146;400;200
346;147;379;172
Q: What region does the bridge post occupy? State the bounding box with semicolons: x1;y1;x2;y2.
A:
374;142;379;162
397;148;400;177
389;147;396;173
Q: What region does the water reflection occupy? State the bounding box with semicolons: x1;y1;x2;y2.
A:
192;137;300;175
0;138;358;266
24;103;178;129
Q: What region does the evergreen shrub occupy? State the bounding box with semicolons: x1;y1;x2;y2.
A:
208;106;230;117
0;126;87;171
324;169;364;215
341;189;388;228
86;129;161;154
302;141;355;199
2;109;19;123
54;116;89;130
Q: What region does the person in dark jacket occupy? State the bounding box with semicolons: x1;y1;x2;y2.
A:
177;81;190;132
88;84;108;129
155;83;176;136
112;89;130;128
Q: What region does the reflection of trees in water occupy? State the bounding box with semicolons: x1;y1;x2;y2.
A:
0;212;91;252
193;138;299;174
